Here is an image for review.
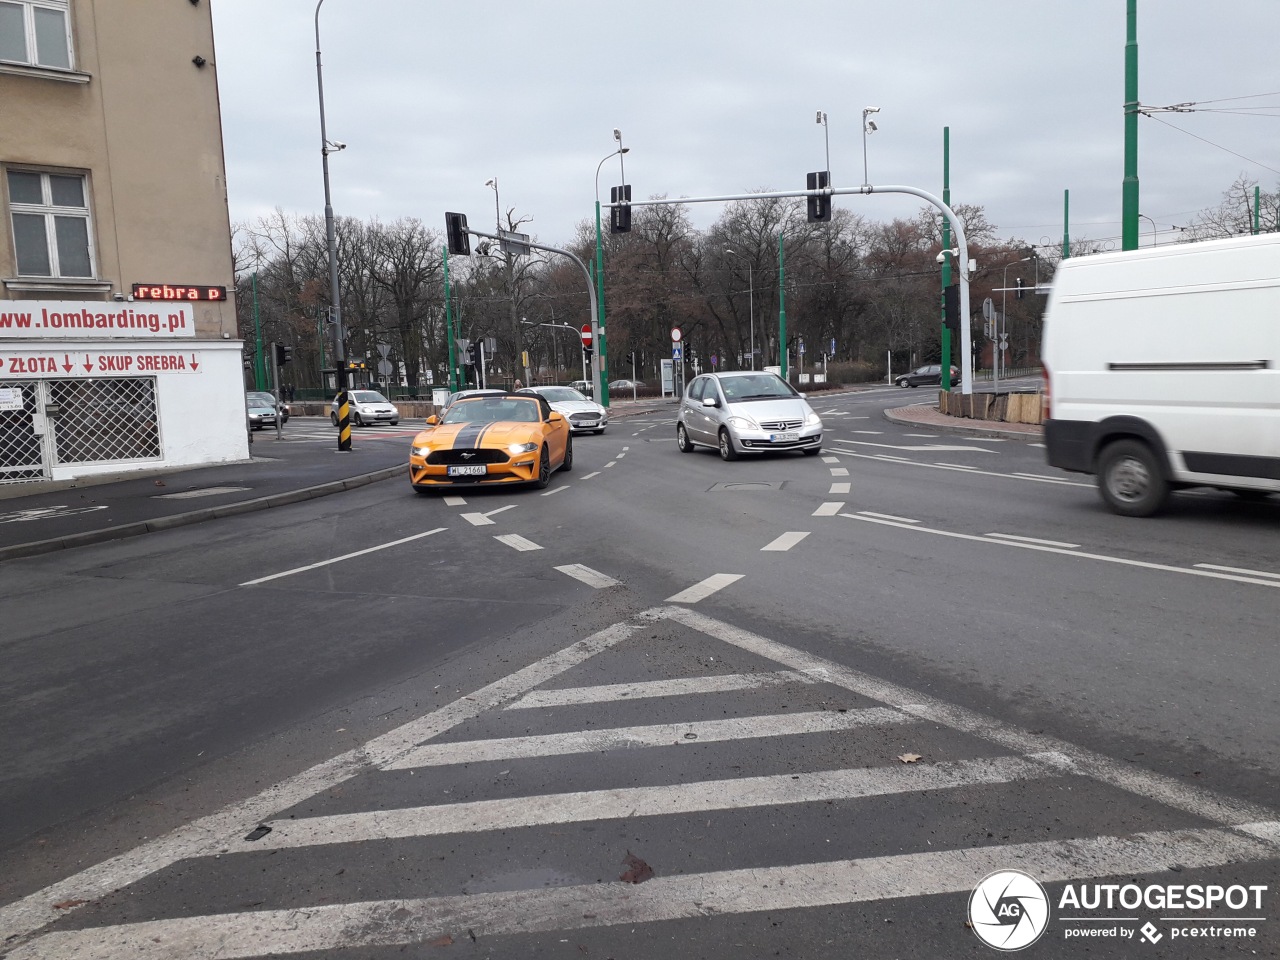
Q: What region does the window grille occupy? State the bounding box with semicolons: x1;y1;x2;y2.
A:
0;380;46;481
49;377;161;464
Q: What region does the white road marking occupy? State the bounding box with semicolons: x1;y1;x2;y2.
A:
1028;442;1046;448
845;514;1280;588
0;619;645;945
762;531;810;551
622;446;630;451
832;438;993;453
902;433;938;438
852;430;884;435
1012;471;1077;484
442;496;467;506
382;708;908;769
256;755;1061;848
604;461;617;468
240;528;447;586
821;455;839;463
985;532;1081;549
23;827;1277;959
494;533;542;552
666;573;743;603
812;502;844;516
506;670;815;709
540;486;567;496
831;449;1093;488
936;462;978;469
1195;563;1280;580
461;512;494;526
829;481;851;494
484;504;517;517
580;471;600;479
857;511;920;524
552;564;620;588
829;467;849;476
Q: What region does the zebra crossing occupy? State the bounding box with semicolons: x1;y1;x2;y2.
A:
258;418;423;444
4;604;1278;957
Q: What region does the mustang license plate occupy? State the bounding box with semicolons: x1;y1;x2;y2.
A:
447;465;487;477
770;431;800;442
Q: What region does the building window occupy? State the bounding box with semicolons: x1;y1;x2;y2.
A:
6;169;94;278
0;0;72;70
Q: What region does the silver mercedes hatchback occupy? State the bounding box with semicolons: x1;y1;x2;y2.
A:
676;371;823;460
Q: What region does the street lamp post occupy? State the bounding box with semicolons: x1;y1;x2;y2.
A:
594;132;629;406
724;248;754;370
1138;212;1158;247
314;0;349;451
1001;256;1032;385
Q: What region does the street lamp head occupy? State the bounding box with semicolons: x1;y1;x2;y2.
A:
816;110;827;125
619;146;630;155
613;128;622;141
863;106;880;115
484;178;496;188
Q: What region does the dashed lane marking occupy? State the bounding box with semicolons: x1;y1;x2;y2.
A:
484;504;517;517
553;564;620;588
829;482;851;494
821;456;840;463
581;471;600;479
604;461;617;468
461;512;494;526
505;670;815;709
812;502;844;516
858;511;919;524
829;467;849;476
240;528;447;586
666;573;743;603
540;486;567;496
762;531;809;551
1195;563;1280;581
442;496;466;506
494;533;542;552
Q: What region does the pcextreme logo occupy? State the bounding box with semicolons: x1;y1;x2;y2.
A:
969;870;1050;950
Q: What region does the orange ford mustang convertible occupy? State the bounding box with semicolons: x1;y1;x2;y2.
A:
409;392;572;494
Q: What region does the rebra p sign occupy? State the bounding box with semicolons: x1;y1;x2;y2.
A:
131;283;227;301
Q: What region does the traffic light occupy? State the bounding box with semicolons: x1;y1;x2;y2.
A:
273;343;293;366
1015;276;1025;300
610;184;632;234
943;283;960;335
445;212;470;256
467;342;481;366
625;351;636;364
583;342;593;359
806;171;831;223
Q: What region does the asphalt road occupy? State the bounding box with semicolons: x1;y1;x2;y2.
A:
2;385;1278;959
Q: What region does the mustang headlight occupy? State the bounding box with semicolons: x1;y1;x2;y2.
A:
727;415;758;430
507;441;538;454
410;445;431;458
805;411;822;426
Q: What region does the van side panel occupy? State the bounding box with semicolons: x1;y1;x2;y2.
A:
1043;235;1280;493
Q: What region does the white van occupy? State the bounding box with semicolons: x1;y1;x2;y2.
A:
1042;233;1279;516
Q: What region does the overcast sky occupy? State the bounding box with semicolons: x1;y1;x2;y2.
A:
209;1;1280;252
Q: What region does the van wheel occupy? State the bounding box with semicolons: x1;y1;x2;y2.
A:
677;423;693;453
1098;439;1169;517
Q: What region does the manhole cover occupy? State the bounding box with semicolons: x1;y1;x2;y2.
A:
152;486;251;500
706;481;784;492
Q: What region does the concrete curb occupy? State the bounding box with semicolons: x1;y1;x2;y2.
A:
0;464;407;563
882;405;1044;442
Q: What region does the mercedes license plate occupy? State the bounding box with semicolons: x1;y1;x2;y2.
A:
770;431;799;442
447;464;487;477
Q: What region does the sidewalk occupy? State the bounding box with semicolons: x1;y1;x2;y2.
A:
883;400;1044;441
0;403;673;563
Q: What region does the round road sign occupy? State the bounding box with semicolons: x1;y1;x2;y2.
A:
580;324;592;345
671;327;683;343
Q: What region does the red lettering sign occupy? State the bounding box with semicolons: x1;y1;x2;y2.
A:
131;284;228;302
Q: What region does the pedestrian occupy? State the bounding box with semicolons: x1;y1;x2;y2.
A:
513;379;523;391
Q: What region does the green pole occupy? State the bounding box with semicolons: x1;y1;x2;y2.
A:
595;201;610;407
252;271;266;390
778;233;787;380
444;248;457;392
1254;186;1261;235
940;127;952;391
1122;0;1140;251
317;313;326;372
1063;189;1071;259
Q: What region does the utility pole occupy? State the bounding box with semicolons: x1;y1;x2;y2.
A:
1063;189;1071;260
778;233;787;381
1122;0;1140;251
940;127;953;391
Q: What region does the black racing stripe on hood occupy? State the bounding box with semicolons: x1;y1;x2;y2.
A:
452;420;488;449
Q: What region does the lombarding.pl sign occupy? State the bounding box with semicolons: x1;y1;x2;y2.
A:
0;301;194;339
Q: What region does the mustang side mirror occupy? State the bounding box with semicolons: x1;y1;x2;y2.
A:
548;412;565;422
425;415;438;425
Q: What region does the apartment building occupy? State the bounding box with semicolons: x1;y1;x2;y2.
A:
0;0;247;484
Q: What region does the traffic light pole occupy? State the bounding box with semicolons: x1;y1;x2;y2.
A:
617;182;975;394
466;228;602;401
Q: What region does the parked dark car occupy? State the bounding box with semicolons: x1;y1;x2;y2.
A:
895;364;959;388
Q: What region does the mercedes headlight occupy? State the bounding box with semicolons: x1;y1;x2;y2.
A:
508;441;538;454
727;415;758;430
805;411;822;426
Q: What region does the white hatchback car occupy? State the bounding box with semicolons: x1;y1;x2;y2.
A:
677;371;822;460
519;386;608;434
330;389;399;426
